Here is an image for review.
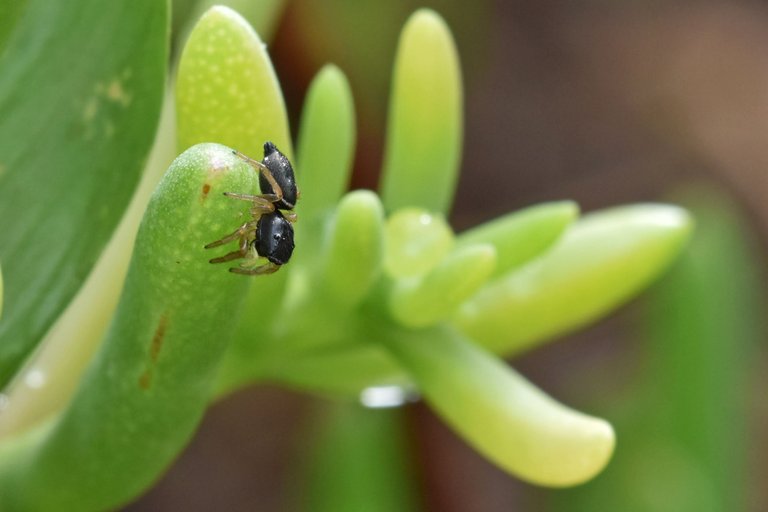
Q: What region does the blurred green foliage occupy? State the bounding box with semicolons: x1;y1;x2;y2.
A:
551;186;764;512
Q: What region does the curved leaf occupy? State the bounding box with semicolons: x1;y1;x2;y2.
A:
0;0;167;386
0;143;259;510
381;327;615;486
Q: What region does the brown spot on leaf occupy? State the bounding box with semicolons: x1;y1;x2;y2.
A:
201;183;211;201
150;314;168;362
138;370;152;390
139;313;169;390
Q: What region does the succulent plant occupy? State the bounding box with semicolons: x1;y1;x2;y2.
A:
0;5;691;509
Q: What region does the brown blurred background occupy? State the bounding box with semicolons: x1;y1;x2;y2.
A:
128;1;768;510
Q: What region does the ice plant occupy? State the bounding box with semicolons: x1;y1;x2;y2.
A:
0;4;691;509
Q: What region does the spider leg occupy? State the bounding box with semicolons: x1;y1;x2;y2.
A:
204;220;257;249
222;192;277;216
230;261;281;275
232;149;284;202
208;234;251;264
223;191;279;204
232;149;269;172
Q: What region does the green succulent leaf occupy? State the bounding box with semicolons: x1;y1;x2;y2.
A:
176;5;292;157
456;204;693;355
389;243;496;328
322;191;385;307
296;65;356;222
173;0;286;52
381;327;615;486
0;0;167;387
457;200;579;278
384;208;455;279
0;144;259;510
380;8;463;214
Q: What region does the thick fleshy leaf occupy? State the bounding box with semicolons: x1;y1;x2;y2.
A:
0;0;167;386
389;243;496;328
456;204;692;355
176;5;292;157
457;201;578;278
384;208;454;278
173;0;286;52
0;144;259;510
381;327;615;486
322;191;385;307
296;65;356;222
379;9;462;214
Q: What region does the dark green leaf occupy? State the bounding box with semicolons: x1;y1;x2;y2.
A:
0;0;168;385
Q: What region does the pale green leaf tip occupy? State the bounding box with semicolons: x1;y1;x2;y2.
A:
578;203;694;258
340;188;382;210
203;5;259;35
556;200;580;219
333;190;385;227
510;414;615;487
609;202;690;226
545;417;615;487
516;200;579;222
177;2;291;157
295;62;354;194
406;8;451;35
315;63;347;87
605;203;695;250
